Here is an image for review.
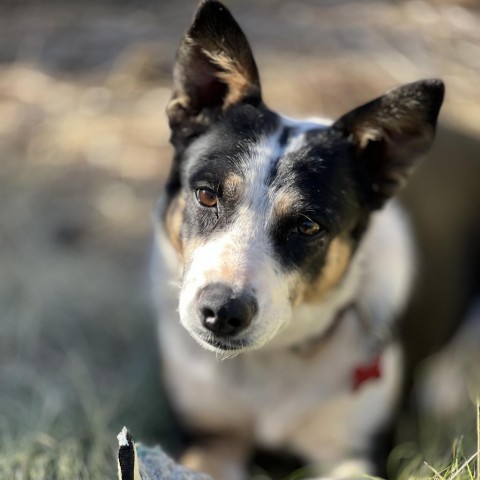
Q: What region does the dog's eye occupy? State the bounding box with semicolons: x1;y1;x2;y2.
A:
295;219;323;237
195;188;218;208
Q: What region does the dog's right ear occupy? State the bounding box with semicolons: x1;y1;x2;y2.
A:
167;0;262;145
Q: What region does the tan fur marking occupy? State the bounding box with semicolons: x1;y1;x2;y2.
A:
203;50;256;107
218;251;239;284
273;189;296;218
299;236;353;304
165;195;185;255
223;173;244;198
183;237;205;264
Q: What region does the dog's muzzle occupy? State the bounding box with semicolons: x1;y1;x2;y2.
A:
197;283;257;338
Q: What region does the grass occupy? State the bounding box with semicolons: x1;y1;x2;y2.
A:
390;401;480;480
0;363;114;479
0;160;179;480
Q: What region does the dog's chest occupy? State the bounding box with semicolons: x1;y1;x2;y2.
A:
159;302;401;455
233;315;398;449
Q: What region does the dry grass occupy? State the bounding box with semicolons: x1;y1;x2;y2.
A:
392;402;480;480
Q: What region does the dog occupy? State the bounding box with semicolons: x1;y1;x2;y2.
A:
152;1;446;478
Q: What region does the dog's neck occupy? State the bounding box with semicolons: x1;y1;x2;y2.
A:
263;200;415;351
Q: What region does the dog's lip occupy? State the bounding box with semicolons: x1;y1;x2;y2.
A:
194;330;253;351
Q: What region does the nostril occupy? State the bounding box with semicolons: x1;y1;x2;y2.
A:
201;307;215;320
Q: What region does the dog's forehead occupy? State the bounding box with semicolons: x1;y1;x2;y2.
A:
185;111;332;184
278;115;333;152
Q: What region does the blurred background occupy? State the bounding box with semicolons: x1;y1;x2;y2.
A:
1;0;480;478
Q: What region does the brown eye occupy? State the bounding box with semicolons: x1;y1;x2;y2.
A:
296;219;322;237
195;188;218;208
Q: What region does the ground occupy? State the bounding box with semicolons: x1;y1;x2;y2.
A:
1;0;479;478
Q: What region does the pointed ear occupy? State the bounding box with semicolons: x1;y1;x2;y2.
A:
167;0;262;144
333;79;445;209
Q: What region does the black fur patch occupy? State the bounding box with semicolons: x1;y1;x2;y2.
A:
268;129;363;274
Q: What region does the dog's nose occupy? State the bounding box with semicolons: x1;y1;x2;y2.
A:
198;283;257;336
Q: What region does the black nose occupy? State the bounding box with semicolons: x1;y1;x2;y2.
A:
197;283;257;337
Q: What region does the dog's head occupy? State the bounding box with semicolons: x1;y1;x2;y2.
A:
161;0;444;354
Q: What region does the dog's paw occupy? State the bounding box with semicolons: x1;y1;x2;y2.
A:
181;445;248;480
305;458;375;480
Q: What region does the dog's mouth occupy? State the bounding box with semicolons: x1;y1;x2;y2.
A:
193;330;254;352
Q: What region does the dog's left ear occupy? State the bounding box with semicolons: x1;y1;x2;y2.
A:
167;0;262;145
333;79;444;209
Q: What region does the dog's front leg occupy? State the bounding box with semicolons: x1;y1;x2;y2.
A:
181;432;252;480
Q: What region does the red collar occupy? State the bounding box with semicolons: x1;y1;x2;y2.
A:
352;354;382;391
